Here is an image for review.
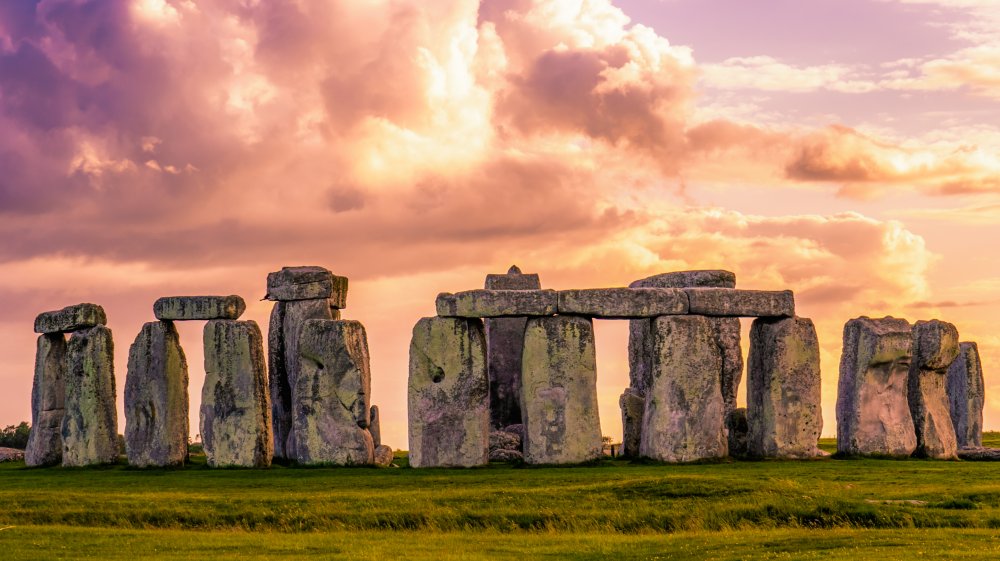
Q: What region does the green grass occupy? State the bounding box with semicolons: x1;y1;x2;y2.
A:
1;435;1000;559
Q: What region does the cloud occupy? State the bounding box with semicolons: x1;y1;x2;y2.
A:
701;56;877;94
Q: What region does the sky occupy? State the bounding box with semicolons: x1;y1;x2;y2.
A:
1;0;998;450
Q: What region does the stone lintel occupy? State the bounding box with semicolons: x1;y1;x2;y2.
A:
34;303;107;334
153;295;246;321
265;266;348;306
685;288;794;318
436;289;557;318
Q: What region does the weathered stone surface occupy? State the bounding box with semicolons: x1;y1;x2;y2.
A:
268;298;336;460
686;289;794;317
715;317;744;420
374;444;394;467
727;408;749;457
747;317;823;458
485;266;542;430
34;303;106;334
503;423;525;444
436;290;557;318
948;342;985;448
489;449;523;462
0;447;25;462
641;315;727;462
909;320;960;459
619;387;644;458
266;266;349;305
521;316;603;464
153;295;246;321
201;320;272;468
408;317;489;468
836;317;917;456
62;326;119;466
125;322;189;467
556;288;688;318
368;405;382;448
26;334;67;467
958;447;1000;461
295;319;374;465
629;270;737;289
489;430;521;453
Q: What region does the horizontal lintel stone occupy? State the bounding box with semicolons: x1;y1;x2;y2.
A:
685;288;795;318
154;295;246;321
265;266;348;306
557;288;688;318
436;289;557;318
34;303;107;334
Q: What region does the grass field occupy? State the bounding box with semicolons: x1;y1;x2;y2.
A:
1;436;999;559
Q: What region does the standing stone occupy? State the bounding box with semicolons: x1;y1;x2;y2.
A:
408;317;489;468
268;298;337;460
727;408;749;457
520;316;603;464
125;321;189;467
369;405;382;448
484;265;541;429
836;317;916;456
62;326;119;466
295;319;374;465
25;334;67;467
619;387;644;458
909;320;960;459
201;320;272;468
640;315;727;462
948;342;985;448
747;317;823;458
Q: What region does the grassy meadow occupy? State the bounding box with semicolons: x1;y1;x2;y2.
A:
1;436;999;559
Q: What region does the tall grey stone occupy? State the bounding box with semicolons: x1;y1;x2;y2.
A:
484;265;541;429
747;317;823;458
408;317;489;468
25;334;67;467
836;317;916;456
34;303;106;334
520;316;603;464
948;342;985;448
125;321;189;467
201;320;272;468
909;320;960;459
268;298;337;460
62;326;119;466
619;387;644;458
556;288;688;318
295;319;374;465
640;315;727;462
369;405;382;448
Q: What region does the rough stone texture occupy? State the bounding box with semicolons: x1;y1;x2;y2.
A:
836;317;916;456
268;298;336;460
520;316;603;464
124;321;189;467
556;288;689;318
0;447;25;462
909;320;960;459
153;295;246;321
25;334;67;467
747;317;823;458
201;320;273;468
374;444;394;467
34;303;106;334
640;315;727;462
62;326;119;467
436;289;557;318
958;447;1000;461
484;266;542;430
294;319;374;466
619;387;644;458
629;270;737;290
715;317;744;420
266;266;349;305
489;430;521;453
686;288;795;317
368;405;382;448
947;342;985;449
728;408;749;457
489;449;523;462
408;317;489;468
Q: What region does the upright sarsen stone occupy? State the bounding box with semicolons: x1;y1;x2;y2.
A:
294;319;374;466
619;387;644;458
408;317;489;468
747;317;823;458
266;266;348;305
201;320;272;468
25;334;67;467
640;315;727;462
520;316;603;464
909;320;960;459
836;317;916;456
62;326;119;467
125;321;189;467
947;342;985;448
